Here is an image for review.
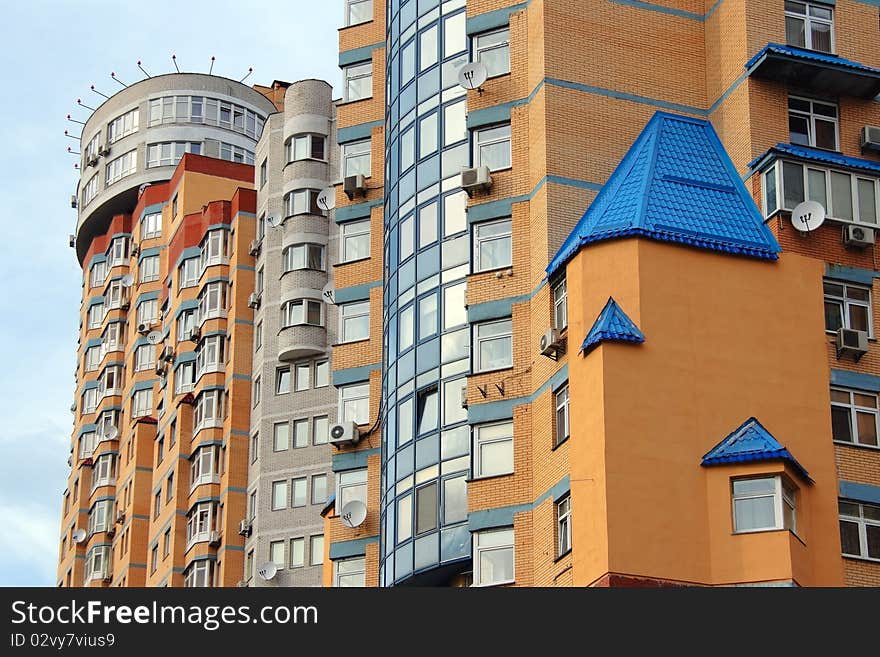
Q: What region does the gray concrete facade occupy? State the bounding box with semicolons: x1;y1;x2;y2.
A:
245;79;338;587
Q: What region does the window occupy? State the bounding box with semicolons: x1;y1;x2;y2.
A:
311;474;328;505
292;478;307;507
192;389;223;432
839;500;880;560
785;1;833;53
336;468;367;513
82;174;99;207
195;335;225;377
84;346;101;372
831;388;879;448
139;255;160;283
132;389;153;418
178;258;200;289
557;495;572;556
553;280;567;330
216;140;255;165
345;0;372;26
341;219;370;262
283;243;324;272
177;309;196;342
339;383;370;425
273;422;290;451
342;140;371;178
824;281;871;336
474;124;511;172
474;421;514;478
340;301;371;343
89;260;107;288
474;319;513;372
284;189;321;216
136;298;158;326
343;61;372;102
312;415;330;445
276;367;291;394
290;538;305;568
334;556;366;587
415;482;438;535
281;299;323;327
85;546;111;582
197;281;228;322
166;472;174;502
315;360;329;388
141;212;161;240
190;445;221;488
107;236;129;266
105;149;137;185
294;362;311;391
271;480;288;510
107;108;139;143
200;230;227;268
157;434;165;463
148;95;266;139
89;499;113;535
286;133;326;162
146;141;201;168
309;535;324;565
763;160;878;224
270;541;286;568
81;387;98;415
163;529;171;558
294;419;310;448
154;491;161;518
259;159;267;188
174;361;195;395
473;528;514;586
732;476;797;533
555;383;570;446
788;97;838;150
93;454;115;487
473;28;510;78
183;560;214;588
255;321;263;351
250;433;259;463
473;219;512;272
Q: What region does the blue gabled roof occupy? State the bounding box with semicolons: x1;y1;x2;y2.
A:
745;43;880;77
701;417;812;483
749;143;880;176
581;297;645;354
546;112;780;277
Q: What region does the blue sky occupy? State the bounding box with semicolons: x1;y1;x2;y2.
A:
0;0;339;586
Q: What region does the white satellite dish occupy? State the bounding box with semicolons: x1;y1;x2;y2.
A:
340;500;367;528
458;62;488;91
146;330;163;345
266;215;282;228
321;282;335;305
102;425;119;441
121;273;135;288
257;562;278;581
72;528;87;544
316;186;336;212
790;200;826;232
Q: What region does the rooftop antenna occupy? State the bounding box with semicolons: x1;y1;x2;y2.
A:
240;67;253;83
137;60;151;79
66;114;85;126
64;129;80;140
77;98;96;111
90;84;110;100
209;56;215;75
110;71;127;87
172;54;180;73
67;146;81;155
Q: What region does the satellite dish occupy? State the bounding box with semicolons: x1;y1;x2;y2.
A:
790;200;826;232
72;528;87;544
146;331;163;345
458;62;488;91
316;186;336;212
266;215;282;228
257;562;278;581
102;425;119;441
340;500;367;528
121;274;134;288
321;282;335;305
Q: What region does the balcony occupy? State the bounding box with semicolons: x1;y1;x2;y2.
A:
278;324;327;362
745;43;880;99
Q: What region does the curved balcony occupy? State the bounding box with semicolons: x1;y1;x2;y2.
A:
278;323;327;362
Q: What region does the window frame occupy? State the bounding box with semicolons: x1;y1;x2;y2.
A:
339;300;371;343
557;495;572;557
472;218;512;273
473;318;513;373
472;27;511;78
472;527;515;587
473;123;512;172
343;61;373;102
823;280;873;337
339;382;370;425
341;139;372;179
839;500;880;561
340;219;371;263
344;0;373;27
731;475;798;534
831;387;880;449
788;95;839;151
473;421;514;479
280;298;324;328
784;1;834;53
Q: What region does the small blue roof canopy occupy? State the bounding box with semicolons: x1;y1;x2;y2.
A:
581;297;645;354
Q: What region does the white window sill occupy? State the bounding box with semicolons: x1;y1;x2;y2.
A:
185;534;210;552
189;475;221;493
833;440;880;451
470;579;515;588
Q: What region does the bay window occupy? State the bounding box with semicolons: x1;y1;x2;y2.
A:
190;445;221;489
282;243;325;272
193;389;224;432
731;476;797;533
185;502;218;546
183;560;215;587
197;281;228;322
195;335;225;377
280;298;323;328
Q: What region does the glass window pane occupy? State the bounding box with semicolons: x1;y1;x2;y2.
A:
867;524;880;559
856;411;878;446
811;23;832;53
824;300;843;332
782;162;805;208
789;115;810;146
785;16;806;48
858;179;877;225
415;483;437;535
831;172;853;221
814;119;836;150
733;478;776;495
734;496;777;531
479;546;513;584
831;405;853;442
849;305;869;333
807;169;827;207
839;520;861;555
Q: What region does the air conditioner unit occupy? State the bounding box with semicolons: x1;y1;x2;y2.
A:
115;510;125;524
329;421;361;447
106;525;116;539
844;224;875;248
99;145;111;157
539;328;563;358
70;195;78;209
247;292;260;309
161;345;174;362
68;234;76;248
120;300;130;310
102;573;112;583
187;327;201;342
837;327;869;361
137;322;152;335
87;156;99;168
67;455;73;467
343;174;366;200
460;387;468;409
238;519;252;537
131;243;140;257
860;126;880;153
460;166;492;196
155;363;166;376
248;239;261;256
208;531;222;547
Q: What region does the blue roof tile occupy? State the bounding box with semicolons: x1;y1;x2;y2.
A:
749;143;880;176
547;112;779;277
744;43;880;77
701;417;811;483
581;297;645;354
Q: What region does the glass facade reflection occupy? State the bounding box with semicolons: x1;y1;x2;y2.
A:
380;0;472;586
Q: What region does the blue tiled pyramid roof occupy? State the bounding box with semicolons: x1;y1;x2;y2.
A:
701;417;811;482
744;43;880;77
546;112;780;277
581;297;645;354
749;142;880;176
